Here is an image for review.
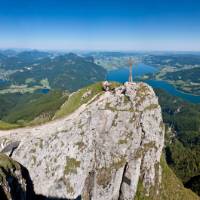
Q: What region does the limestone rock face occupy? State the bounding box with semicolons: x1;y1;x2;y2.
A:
0;82;164;200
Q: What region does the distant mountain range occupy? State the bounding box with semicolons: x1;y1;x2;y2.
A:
0;50;106;92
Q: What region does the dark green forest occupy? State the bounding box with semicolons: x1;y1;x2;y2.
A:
0;91;68;128
155;89;200;196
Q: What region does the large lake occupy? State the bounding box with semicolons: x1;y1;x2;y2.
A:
106;63;200;104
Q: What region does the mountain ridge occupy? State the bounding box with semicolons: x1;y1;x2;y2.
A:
0;82;199;200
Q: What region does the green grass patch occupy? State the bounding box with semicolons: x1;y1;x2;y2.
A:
54;82;105;119
0;90;68;129
64;157;81;175
0;120;20;130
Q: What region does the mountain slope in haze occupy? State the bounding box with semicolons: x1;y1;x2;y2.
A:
0;51;107;92
160;67;200;95
143;54;200;69
0;82;199;200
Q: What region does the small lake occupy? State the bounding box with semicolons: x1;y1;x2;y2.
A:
0;79;10;89
106;63;200;104
0;79;9;85
36;88;50;94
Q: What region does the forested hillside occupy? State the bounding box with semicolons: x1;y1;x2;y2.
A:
0;50;106;129
0;51;106;92
155;89;200;196
0;91;68;129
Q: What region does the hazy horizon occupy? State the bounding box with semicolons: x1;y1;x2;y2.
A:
1;48;200;54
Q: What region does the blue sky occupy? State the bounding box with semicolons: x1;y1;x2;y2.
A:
0;0;200;51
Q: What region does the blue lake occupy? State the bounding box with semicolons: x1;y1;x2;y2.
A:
0;79;9;85
106;63;157;82
106;63;200;104
36;88;50;94
0;80;5;84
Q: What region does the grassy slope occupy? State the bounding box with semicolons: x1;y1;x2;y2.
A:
0;82;119;130
0;121;20;130
135;156;199;200
0;91;68;129
54;82;120;119
54;82;103;119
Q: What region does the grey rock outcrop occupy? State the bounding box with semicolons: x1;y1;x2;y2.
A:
0;153;34;200
0;82;164;199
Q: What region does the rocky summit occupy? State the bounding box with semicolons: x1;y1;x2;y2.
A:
1;82;197;200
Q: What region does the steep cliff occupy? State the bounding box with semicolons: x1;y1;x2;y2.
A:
0;82;199;200
0;153;34;200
